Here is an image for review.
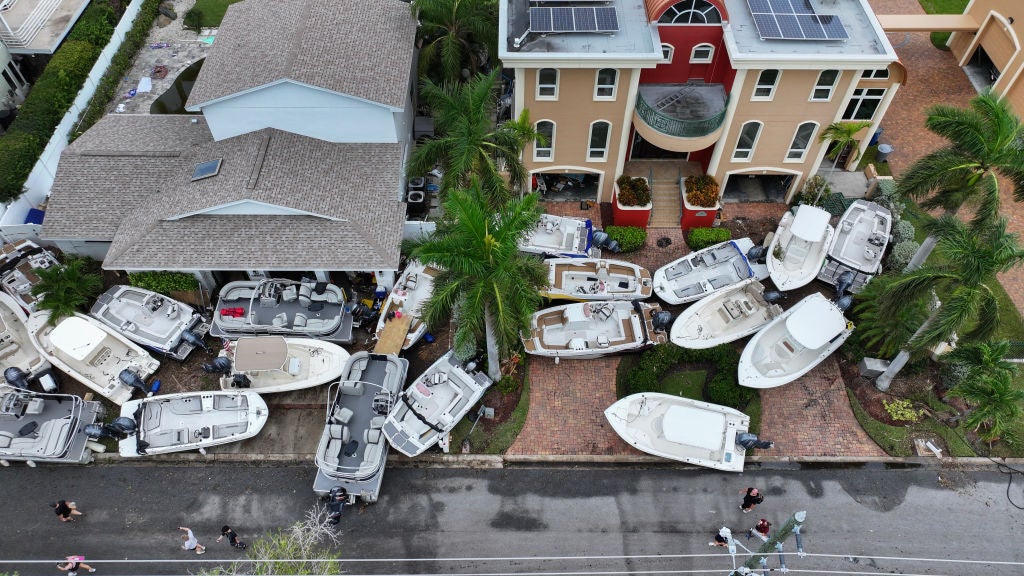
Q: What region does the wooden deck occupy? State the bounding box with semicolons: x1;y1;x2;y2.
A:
374;314;412;355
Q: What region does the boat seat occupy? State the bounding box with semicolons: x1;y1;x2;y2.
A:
665;260;693;281
328;424;351;444
214;395;246;410
298;284;312;308
304;318;327;332
212;422;247;439
281;286;298;302
567;338;587;351
718;308;733;324
340;381;365;396
293;313;307;328
360;440;385;467
0;432;11;448
0;342;18;359
596;335;610;348
323;439;343;466
364;428;382;444
708;276;733;290
732;258;750;277
673;284;704;299
775;340;797;360
332;407;354;425
370;416;386;430
405;273;418;290
287;357;301;376
272;313;287;327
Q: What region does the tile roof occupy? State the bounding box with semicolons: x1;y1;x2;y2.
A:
185;0;416;110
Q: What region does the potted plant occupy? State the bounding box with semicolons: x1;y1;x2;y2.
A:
681;174;721;231
613;174;653;228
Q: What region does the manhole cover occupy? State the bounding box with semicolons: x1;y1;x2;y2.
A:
656;237;672;248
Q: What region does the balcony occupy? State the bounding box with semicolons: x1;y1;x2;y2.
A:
633;83;728;153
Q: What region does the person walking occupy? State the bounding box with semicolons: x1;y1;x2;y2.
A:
708;527;733;548
216;525;247;550
179;527;206;554
739;487;763;513
51;500;84;522
748;518;772;542
57;556;95;574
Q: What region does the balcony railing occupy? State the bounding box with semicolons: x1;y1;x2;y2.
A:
635;92;730;139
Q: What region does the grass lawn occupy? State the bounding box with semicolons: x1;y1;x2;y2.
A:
660;370;706;398
191;0;243;27
918;0;970;49
450;376;530;454
856;145;893;177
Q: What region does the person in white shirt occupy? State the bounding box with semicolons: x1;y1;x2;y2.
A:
179;526;206;554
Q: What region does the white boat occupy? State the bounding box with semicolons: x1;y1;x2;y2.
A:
540;258;653;301
313;351;409;502
766;205;835;291
518;214;594;258
0;384;105;466
25;313;161;405
652;238;768;305
816;200;892;293
0;292;50;381
210;278;353;343
382;350;493;457
90;285;211;361
522;301;669;360
0;239;61;313
212;336;349;395
604;392;750;472
374;260;440;350
669;279;784;349
117;390;268;457
737;293;854;389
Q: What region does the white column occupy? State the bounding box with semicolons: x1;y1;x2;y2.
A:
706;69;746;177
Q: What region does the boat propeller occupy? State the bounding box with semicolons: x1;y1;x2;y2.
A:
181;329;211;354
118;369;152;397
201;356;233;375
591;231;621;254
736;432;774;450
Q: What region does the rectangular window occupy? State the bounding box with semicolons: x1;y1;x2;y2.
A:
843;88;886;121
860;68;889;79
733;122;761;161
753;69;780;100
588;122;611;161
595;69;617;100
786;122;817;161
537;68;558;100
811;70;840;101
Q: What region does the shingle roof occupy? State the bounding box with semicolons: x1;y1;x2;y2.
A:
185;0;416;110
43;116;406;271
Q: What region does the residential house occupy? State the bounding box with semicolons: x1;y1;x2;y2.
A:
499;0;903;209
41;0;417;307
948;0;1023;106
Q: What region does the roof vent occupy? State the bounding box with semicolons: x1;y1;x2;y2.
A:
191;158;223;181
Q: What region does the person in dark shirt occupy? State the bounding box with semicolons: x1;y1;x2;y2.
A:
217;525;247;549
739;487;764;513
51;500;84;522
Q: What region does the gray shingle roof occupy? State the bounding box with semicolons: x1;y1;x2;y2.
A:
185;0;416;110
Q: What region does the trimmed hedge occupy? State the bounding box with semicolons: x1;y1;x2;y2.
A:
618;343;755;410
128;271;200;294
687;227;731;250
71;0;162;142
604;225;646;253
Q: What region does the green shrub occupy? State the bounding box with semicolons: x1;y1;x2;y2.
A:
619;343;745;402
0;132;42;201
882;398;925;423
67;1;118;46
687;227;731;250
128;271;199;294
886;240;919;272
706;371;756;409
892;219;915;244
873;180;905;221
604;226;646;253
183;7;204;30
796;174;830;207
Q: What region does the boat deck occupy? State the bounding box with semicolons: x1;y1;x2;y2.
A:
211;281;354;343
0;294;47;374
134;394;253;451
90;288;208;360
520;215;590;256
656;240;755;302
671;281;782;347
818;201;891;292
0;388;103;463
549;260;652;299
374;314;412;355
533;303;639;351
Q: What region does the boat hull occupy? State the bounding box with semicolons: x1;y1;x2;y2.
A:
90;285;209;361
816;200;892;293
374;260;440;350
0;292;51;378
539;258;653;301
218;337;349;394
0;385;104;465
766;206;835;292
653;238;766;305
669;279;783;349
210;279;353;343
518;215;594;258
523;301;668;360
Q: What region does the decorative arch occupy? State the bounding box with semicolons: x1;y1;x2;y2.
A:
650;0;724;24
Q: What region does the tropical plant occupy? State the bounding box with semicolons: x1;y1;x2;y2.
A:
942;341;1018;384
405;183;547;380
882;398;925;423
819;120;873;200
683;175;720;207
897;91;1024;271
874;216;1024;391
852;274;930;358
796;174;830;207
687;227;731;250
30;256;103;325
892;220;916;244
411;0;498;83
604;225;647;253
615;175;651;207
885;240;920;271
128;271;199;294
408;70;537;206
948;371;1024;443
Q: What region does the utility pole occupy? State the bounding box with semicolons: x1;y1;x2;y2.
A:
730;511;807;576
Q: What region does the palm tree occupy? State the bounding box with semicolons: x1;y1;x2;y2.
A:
405;183;548;380
874;216;1024;391
408;70;538;206
817;120;873;202
897;90;1024;271
948;371;1024;444
851;274;930;358
411;0;497;83
30;256;103;325
942;341;1018;384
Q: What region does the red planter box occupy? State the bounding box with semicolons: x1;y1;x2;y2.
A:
612;177;652;229
680;195;720;231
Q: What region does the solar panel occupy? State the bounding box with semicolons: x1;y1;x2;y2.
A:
528;5;617;33
595;7;618;31
530;7;552;32
552;7;574;31
746;0;846;41
574;7;597;31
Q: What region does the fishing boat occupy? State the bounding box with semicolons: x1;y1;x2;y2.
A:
90;285;211;361
539;258;652;301
207;336;349;395
210;278;353;343
766;205;835;291
816;200;892;293
737;293;854;389
652;238;768;305
374;260;439;350
382;350;492;457
0;239;61;313
0;384;105;466
522;301;670;361
117;390;268;457
604;392;750;472
669;279;784;349
313;351;409;503
25;312;161;405
518;214;594;258
0;292;50;383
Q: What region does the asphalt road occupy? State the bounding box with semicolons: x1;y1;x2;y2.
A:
3;463;1023;576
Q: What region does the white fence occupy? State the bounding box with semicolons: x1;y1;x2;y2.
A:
0;0;146;235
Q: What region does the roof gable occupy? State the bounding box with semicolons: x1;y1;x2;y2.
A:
169;199;342;220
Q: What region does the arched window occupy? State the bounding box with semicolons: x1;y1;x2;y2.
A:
588;121;612;160
534;121;555;161
733;121;762;161
595;69;618;99
537;68;558;99
786;122;818;161
811;70;840;101
690;43;714;63
752;69;780;100
658;0;722;24
661;43;675;63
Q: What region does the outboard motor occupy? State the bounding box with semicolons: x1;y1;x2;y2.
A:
746;245;769;264
231;374;251;388
591;231;621;254
327;486;350;525
109;416;138;436
118;369;150;397
85;416;138;441
835;294;854;312
736;432;774;450
835;270;855;299
201;356;233;375
181;329;211;354
762;290;784;304
651;311;673;332
3;367;30;390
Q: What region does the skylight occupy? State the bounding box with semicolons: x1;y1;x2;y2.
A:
191;159;223;181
